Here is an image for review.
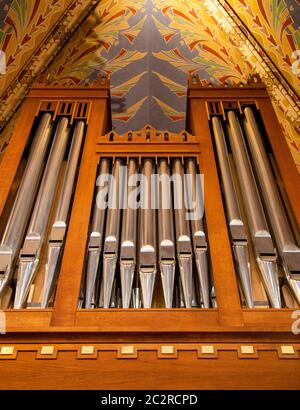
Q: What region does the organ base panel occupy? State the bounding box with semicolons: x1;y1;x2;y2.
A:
0;76;299;390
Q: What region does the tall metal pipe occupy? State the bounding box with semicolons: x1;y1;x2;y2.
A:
227;110;281;308
158;158;176;308
139;158;157;308
85;158;111;308
41;120;85;307
212;116;253;308
172;158;193;308
14;117;70;308
243;106;300;304
0;113;53;297
102;158;124;308
185;157;211;308
120;158;138;308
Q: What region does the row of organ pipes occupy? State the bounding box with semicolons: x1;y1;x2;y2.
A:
82;156;213;309
211;106;300;308
0;113;85;308
0;105;299;309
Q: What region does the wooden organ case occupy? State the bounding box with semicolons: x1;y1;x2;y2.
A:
0;76;299;390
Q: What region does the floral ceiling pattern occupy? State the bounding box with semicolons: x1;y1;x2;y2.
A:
227;0;300;94
48;0;253;133
0;0;74;96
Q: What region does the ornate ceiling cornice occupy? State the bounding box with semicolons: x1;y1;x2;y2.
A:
203;0;300;132
0;0;102;132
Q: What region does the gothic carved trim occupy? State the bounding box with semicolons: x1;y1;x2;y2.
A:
101;126;196;144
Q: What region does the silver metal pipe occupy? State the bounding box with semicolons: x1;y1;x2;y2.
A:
41;120;85;308
172;158;193;308
227;110;281;308
0;113;53;296
243;106;300;304
102;158;124;308
85;158;111;308
212;116;253;308
139;158;157;308
185;157;210;308
14;117;70;308
120;158;138;308
158;158;175;308
132;287;141;308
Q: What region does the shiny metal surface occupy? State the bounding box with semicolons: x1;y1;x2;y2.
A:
85;158;110;308
80;156;217;309
0;113;53;296
212;116;253;308
41;120;85;307
158;158;175;308
120;159;138;308
227;111;274;255
185;157;210;308
14;117;70;308
102;158;124;308
139;158;157;308
212;117;246;240
243;107;300;304
227;110;281;308
172;158;193;308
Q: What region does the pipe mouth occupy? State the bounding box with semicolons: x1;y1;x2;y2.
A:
233;244;254;308
139;267;157;308
102;254;118;309
194;248;211;309
14;258;39;309
160;261;175;308
178;254;193;308
120;260;135;309
256;256;281;308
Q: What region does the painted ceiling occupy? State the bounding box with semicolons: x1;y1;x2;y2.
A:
227;0;300;94
0;0;299;168
0;0;74;96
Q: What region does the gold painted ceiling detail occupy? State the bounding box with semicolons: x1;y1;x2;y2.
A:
227;0;300;94
0;0;102;129
203;0;299;128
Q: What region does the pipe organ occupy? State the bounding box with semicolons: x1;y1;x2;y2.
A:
0;76;299;389
81;155;213;310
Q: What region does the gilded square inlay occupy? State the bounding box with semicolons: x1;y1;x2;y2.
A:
121;346;134;355
241;346;254;354
161;346;174;355
201;345;214;354
280;346;295;355
41;346;54;355
0;346;14;355
81;346;95;355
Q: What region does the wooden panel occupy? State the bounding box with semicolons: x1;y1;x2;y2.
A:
0;348;299;390
2;308;297;333
190;100;244;327
95;145;201;155
0;99;40;217
4;310;52;330
188;86;268;100
75;309;220;332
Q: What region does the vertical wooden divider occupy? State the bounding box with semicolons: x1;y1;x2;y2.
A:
0;99;41;217
51;98;108;327
190;99;244;327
